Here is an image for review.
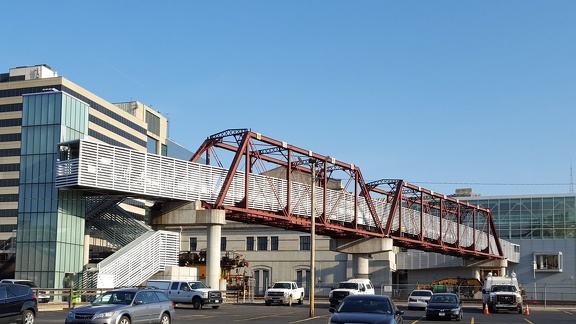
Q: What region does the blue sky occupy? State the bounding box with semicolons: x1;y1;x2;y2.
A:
3;1;575;196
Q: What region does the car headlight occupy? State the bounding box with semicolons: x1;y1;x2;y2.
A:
284;291;289;297
451;308;460;314
516;296;522;303
94;311;115;319
201;292;208;298
328;292;333;298
67;312;75;318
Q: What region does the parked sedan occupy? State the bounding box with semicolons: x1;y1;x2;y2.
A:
425;293;463;321
407;289;433;309
0;283;38;324
328;294;404;324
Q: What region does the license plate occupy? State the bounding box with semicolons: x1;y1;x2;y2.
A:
439;312;445;316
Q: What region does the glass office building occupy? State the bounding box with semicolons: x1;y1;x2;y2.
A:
460;193;576;299
0;64;179;290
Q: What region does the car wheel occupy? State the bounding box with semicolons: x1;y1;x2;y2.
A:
192;297;202;310
518;305;523;314
119;315;131;324
21;310;35;324
298;294;303;304
160;313;170;324
212;306;220;309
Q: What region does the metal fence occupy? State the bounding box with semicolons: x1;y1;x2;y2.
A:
304;282;576;304
32;282;576;308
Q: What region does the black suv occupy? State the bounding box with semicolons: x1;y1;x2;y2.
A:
0;283;38;324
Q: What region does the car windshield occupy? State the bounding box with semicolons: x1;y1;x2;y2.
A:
93;291;135;305
337;283;358;289
272;283;291;289
430;295;457;303
338;299;392;314
189;282;208;289
491;285;516;292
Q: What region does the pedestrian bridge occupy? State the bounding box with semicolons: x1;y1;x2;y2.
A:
56;129;516;262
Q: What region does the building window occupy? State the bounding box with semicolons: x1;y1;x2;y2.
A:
257;237;268;251
534;252;563;272
147;137;158;154
300;236;311;250
146;111;160;136
246;237;254;251
189;237;197;251
221;237;227;251
271;236;279;250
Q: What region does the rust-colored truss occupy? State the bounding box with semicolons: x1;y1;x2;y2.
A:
190;129;504;260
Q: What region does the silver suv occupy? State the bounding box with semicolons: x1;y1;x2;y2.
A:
65;287;175;324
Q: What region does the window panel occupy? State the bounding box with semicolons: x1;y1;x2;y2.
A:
299;236;310;250
534;252;563;272
221;237;227;251
246;237;254;251
257;237;267;251
189;237;197;251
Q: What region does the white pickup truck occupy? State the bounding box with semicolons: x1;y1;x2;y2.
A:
146;279;223;309
482;273;523;314
264;281;305;306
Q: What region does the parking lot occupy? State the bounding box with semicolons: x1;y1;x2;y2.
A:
37;300;575;324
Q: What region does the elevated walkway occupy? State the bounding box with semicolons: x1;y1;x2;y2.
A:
55;138;518;261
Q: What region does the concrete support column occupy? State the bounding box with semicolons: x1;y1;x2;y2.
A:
499;259;508;276
196;209;226;290
330;237;394;285
380;251;394;286
206;223;221;290
352;254;370;278
84;234;90;267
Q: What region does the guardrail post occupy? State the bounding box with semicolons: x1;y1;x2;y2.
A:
68;288;73;309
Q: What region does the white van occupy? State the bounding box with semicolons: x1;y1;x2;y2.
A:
328;278;375;307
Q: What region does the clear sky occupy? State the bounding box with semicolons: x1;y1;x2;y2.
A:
3;1;575;197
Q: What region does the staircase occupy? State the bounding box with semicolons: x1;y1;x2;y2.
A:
83;230;179;288
82;196;179;288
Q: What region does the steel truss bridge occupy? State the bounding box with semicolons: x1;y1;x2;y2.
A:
56;128;507;261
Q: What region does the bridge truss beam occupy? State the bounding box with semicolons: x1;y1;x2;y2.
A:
190;129;504;260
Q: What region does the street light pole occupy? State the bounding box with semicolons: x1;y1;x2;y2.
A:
309;158;316;318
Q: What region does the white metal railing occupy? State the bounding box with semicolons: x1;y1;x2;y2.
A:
97;230;180;288
56;139;518;260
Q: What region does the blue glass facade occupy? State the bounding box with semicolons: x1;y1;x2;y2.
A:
16;91;88;288
464;195;576;239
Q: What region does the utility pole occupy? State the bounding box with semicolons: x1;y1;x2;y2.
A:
309;158;316;318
